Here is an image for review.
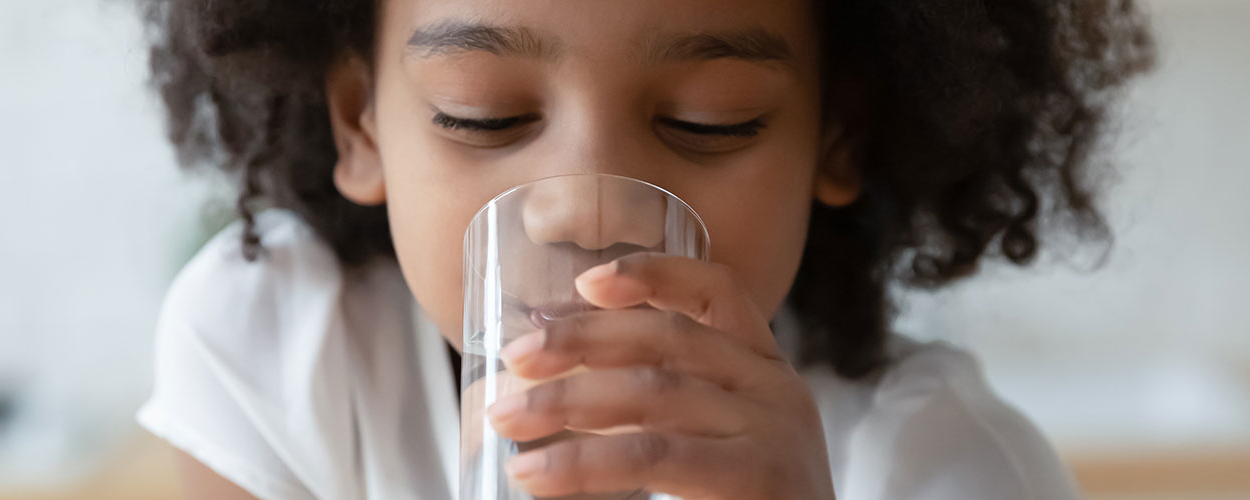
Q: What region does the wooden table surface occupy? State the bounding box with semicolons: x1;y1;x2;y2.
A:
3;434;1247;500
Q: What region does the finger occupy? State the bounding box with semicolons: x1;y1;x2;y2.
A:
506;432;749;499
574;252;780;358
501;308;786;392
487;366;752;442
459;370;529;472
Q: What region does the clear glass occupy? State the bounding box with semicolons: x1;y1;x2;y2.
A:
461;174;710;500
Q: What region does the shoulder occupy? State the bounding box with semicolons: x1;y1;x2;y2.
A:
163;209;343;344
138;210;353;500
150;208;374;413
818;338;1083;500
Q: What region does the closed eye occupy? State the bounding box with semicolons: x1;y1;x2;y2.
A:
656;117;766;137
432;112;541;131
433;112;765;137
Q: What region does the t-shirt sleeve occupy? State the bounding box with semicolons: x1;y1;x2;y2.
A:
136;306;313;500
838;343;1084;500
136;212;340;500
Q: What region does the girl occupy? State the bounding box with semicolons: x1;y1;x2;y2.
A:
136;0;1154;499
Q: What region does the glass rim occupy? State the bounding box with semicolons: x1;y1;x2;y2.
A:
462;173;711;249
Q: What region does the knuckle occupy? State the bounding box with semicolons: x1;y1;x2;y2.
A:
657;311;694;362
633;365;680;395
710;262;737;283
710;262;748;294
527;376;569;413
615;252;651;277
545;314;589;352
662;309;693;331
544;440;585;486
627;433;671;470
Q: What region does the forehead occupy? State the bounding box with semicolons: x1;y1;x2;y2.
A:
378;0;819;70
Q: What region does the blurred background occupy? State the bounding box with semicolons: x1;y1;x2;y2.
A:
0;0;1246;499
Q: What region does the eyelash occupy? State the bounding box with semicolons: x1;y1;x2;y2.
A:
655;117;766;137
431;112;766;137
432;112;541;131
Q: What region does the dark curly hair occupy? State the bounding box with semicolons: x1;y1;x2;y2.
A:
141;0;1154;378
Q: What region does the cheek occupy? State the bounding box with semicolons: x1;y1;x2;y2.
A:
688;142;817;320
385;185;476;348
371;64;534;346
374;117;491;347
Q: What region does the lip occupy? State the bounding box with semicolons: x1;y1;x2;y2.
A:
528;300;594;328
501;293;592;329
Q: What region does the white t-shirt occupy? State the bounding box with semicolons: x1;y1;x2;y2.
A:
137;209;1083;500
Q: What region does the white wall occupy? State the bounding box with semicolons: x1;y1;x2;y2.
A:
0;0;220;484
895;0;1250;455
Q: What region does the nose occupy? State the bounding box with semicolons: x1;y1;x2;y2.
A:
521;175;667;251
514;87;675;251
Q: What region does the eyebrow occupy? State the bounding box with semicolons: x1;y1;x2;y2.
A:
644;29;794;66
405;21;794;69
406;21;556;60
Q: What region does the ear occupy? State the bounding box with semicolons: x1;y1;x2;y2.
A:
813;120;863;207
326;54;386;206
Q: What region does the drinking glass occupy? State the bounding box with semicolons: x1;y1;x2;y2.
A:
461;174;709;500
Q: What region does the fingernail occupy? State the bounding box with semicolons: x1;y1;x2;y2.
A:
501;331;544;366
507;451;546;479
487;393;525;421
576;260;619;286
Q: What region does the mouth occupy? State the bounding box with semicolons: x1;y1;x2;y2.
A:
527;300;594;328
501;293;595;329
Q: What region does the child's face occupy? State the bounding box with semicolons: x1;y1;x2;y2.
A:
329;0;858;348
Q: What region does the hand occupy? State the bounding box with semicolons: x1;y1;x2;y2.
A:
486;253;837;499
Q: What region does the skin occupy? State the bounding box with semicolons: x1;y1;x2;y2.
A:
176;0;861;498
